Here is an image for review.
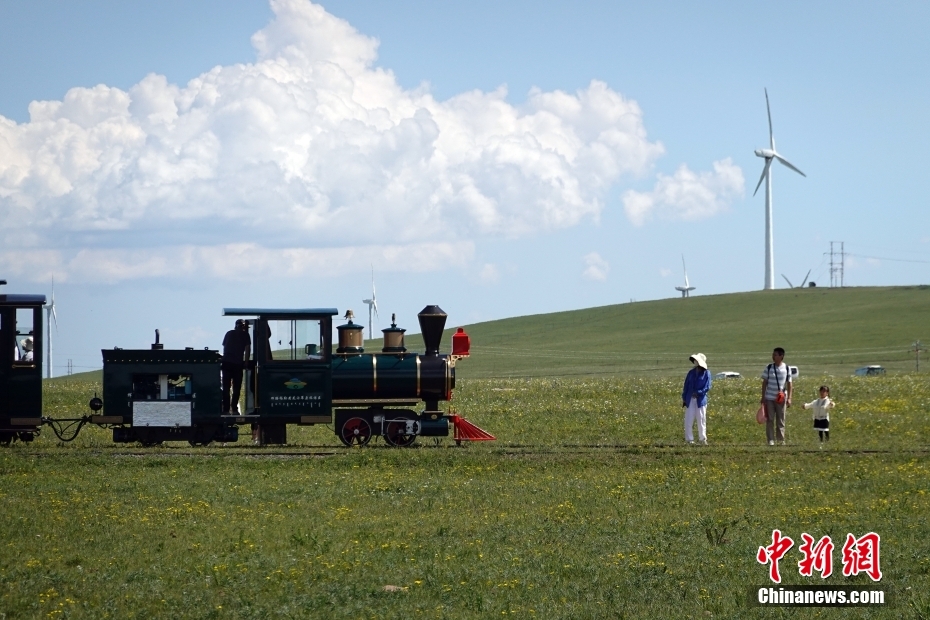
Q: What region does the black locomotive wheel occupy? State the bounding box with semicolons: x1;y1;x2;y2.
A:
339;417;372;447
0;432;13;446
384;415;417;448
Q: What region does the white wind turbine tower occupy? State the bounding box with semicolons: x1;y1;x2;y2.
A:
362;268;378;343
675;256;696;298
754;88;806;290
45;278;58;378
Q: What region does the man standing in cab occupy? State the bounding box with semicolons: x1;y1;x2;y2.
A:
222;319;251;414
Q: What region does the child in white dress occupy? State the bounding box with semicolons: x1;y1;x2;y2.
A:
803;385;835;447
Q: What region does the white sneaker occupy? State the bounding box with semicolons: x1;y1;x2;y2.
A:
700;440;708;446
768;440;775;446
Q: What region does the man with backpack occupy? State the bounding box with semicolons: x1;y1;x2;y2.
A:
761;347;793;446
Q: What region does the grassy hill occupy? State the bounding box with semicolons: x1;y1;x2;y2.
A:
46;286;930;384
434;285;930;379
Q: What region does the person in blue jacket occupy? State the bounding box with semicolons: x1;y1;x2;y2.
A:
682;353;712;445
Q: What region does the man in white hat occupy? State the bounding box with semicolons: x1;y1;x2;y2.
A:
682;353;712;445
20;336;35;362
21;336;35;362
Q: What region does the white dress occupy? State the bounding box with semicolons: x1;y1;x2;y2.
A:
803;397;834;431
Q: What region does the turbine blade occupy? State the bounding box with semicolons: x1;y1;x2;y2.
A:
774;154;806;177
800;269;811;288
753;158;772;196
52;307;58;329
782;274;794;288
765;88;775;150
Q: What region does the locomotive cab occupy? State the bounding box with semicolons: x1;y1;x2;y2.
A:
0;292;45;444
223;308;337;445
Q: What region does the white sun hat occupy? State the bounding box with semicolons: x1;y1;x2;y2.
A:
689;353;707;369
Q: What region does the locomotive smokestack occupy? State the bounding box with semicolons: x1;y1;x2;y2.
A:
417;305;447;356
152;329;163;350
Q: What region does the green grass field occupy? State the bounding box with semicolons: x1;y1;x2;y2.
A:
2;373;929;619
3;286;929;618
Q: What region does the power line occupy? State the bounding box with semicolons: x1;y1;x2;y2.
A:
847;254;930;265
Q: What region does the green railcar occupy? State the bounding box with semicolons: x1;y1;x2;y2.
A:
0;291;45;444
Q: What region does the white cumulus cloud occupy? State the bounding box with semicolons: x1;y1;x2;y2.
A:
622;158;744;226
0;0;666;283
0;241;474;284
582;252;609;281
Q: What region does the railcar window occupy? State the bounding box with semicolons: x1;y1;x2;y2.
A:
132;374;193;400
14;308;35;365
269;319;327;362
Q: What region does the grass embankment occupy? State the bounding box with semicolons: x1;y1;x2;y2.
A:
1;375;928;618
60;285;930;382
437;285;930;379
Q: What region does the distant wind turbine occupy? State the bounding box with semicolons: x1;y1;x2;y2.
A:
675;256;696;298
45;278;58;378
754;88;806;290
362;267;378;342
782;269;811;289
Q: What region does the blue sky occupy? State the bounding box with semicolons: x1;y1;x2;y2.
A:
1;0;928;374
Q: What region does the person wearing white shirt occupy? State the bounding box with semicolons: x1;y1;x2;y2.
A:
803;385;835;447
760;347;792;445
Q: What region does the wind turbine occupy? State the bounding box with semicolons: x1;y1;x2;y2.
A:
781;269;811;289
675;256;696;298
754;88;806;290
362;268;377;342
45;278;58;378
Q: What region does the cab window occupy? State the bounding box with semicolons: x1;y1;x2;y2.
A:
14;308;36;365
263;319;329;362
